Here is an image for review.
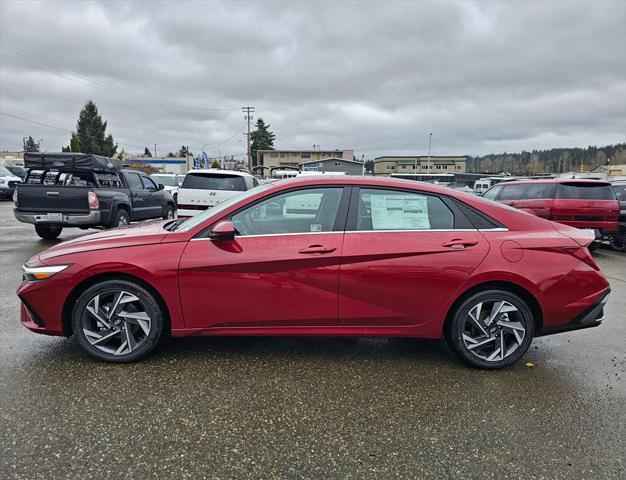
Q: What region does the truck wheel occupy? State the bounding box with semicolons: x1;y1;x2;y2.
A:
35;224;62;240
113;209;130;227
162;204;175;220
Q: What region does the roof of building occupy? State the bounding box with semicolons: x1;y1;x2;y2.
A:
375;155;466;161
298;157;364;166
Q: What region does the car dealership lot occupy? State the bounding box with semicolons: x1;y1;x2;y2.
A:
0;200;624;479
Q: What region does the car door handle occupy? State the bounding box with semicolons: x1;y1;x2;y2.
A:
298;245;337;254
442;239;479;249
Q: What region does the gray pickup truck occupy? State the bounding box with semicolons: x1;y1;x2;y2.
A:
14;153;176;239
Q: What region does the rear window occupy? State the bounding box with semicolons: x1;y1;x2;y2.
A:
521;183;555;199
182;173;246;191
498;184;527;201
25;170;97;186
612;184;626;201
556;183;615;200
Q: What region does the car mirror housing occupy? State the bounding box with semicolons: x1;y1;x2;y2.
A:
209;220;235;241
158;183;165;190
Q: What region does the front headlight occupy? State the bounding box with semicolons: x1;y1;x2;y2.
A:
22;265;69;281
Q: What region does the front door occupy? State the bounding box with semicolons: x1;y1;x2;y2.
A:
338;187;489;327
140;175;164;218
178;186;349;329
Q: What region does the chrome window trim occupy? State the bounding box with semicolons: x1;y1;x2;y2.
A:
190;227;508;240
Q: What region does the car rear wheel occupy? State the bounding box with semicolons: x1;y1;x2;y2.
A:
112;209;130;227
445;290;534;369
35;224;62;239
72;280;164;362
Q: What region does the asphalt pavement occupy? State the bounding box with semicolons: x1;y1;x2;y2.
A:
0;199;624;479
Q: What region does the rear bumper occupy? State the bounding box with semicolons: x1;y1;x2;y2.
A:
558;220;618;235
538;290;610;336
14;210;100;226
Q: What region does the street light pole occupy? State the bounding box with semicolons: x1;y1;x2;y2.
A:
427;132;433;174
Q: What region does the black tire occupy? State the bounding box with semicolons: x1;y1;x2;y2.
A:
162;204;175;220
35;224;62;239
445;289;534;369
72;279;164;363
609;235;626;253
588;241;600;252
111;208;130;228
173;193;178;205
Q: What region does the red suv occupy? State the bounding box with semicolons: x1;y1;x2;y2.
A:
483;179;619;241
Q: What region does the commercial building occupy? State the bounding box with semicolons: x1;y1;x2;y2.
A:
374;156;466;176
256;149;354;170
592;164;626;177
299;158;364;175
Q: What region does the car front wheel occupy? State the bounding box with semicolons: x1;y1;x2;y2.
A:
72;280;164;362
445;290;534;369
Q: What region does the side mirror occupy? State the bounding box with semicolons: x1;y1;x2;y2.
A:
178;182;183;187
209;220;235;241
158;183;165;190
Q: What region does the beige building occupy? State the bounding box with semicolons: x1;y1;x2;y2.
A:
374;156;466;176
592;164;626;177
256;149;354;170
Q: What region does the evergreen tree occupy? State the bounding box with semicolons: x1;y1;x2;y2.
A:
178;146;191;157
166;152;175;158
211;159;221;169
144;147;152;157
62;133;81;152
75;100;117;156
250;118;276;166
24;136;39;152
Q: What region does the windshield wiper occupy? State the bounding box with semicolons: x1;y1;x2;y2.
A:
165;218;186;231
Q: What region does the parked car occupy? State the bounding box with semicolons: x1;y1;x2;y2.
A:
18;176;610;368
0;163;22;198
14;152;176;239
151;173;185;205
482;178;619;247
5;164;28;181
176;169;258;216
610;180;626;252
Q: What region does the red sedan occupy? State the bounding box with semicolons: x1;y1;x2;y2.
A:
18;176;610;368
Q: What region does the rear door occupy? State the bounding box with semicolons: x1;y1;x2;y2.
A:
338;187;489;327
496;183;527;208
514;183;555;218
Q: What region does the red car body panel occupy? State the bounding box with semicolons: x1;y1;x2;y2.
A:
18;176;611;341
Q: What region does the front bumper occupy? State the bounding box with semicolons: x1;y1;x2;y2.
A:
538;290;610;336
0;186;16;196
14;210;100;226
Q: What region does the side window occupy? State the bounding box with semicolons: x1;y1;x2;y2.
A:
231;187;343;236
356;188;454;231
252;178;260;187
498;184;526;201
126;173;143;191
141;176;157;192
482;185;502;200
523;183;554;199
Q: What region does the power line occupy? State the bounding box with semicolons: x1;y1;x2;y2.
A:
0;110;73;133
0;42;238;113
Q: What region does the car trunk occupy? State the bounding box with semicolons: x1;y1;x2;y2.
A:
549;182;619;229
16;184;90;214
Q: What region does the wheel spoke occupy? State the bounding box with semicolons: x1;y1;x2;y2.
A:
485;301;505;326
466;336;496;350
83;328;119;345
497;320;525;344
119;311;151;336
87;295;111;329
125;326;137;352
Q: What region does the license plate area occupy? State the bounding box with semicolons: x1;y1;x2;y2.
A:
39;213;64;222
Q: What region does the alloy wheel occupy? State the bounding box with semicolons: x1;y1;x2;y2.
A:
462;300;526;362
118;217;129;226
81;290;152;356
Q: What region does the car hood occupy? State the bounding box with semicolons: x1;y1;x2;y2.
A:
1;174;21;182
39;220;170;261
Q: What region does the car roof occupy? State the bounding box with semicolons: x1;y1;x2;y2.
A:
496;178;611;186
187;169;253;177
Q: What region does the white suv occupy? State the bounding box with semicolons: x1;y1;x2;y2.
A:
177;169;258;216
151;173;185;204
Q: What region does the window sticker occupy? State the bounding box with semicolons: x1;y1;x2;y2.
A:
370;195;430;230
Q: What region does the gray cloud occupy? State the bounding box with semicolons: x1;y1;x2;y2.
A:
0;0;624;158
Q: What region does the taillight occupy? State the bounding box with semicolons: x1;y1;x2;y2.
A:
563;246;599;270
88;191;99;210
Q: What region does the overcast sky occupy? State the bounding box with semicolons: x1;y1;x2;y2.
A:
1;0;624;159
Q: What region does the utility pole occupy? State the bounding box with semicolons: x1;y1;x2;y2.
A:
154;144;157;158
242;106;255;171
427;132;433;174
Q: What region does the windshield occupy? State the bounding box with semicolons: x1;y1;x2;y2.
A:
174;183;273;232
182;172;247;191
152;175;178;186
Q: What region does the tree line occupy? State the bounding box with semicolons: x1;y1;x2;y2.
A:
467;143;626;175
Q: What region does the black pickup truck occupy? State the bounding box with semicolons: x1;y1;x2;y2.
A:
14;153;176;239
